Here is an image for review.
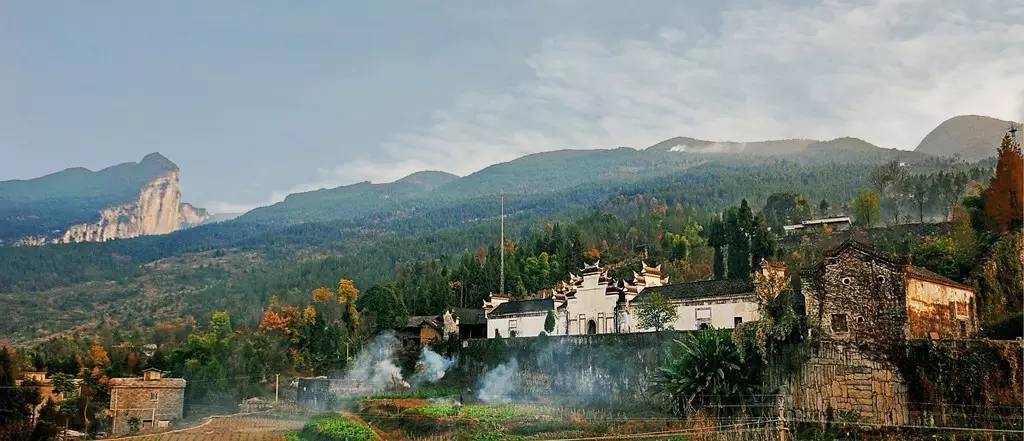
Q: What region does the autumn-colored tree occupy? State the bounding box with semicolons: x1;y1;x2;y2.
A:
259;309;291;334
982;130;1023;233
583;248;601;262
88;341;109;368
852;191;881;227
312;287;335;303
337;278;361;336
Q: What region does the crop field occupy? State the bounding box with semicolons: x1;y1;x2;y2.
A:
121;413;307;441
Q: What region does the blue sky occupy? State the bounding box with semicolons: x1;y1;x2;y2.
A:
3;1;1022;213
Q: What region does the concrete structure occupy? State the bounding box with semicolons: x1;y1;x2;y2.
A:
783;216;852;235
109;368;186;435
485;262;758;337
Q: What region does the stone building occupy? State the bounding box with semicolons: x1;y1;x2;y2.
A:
109;368;186;435
484;261;759;337
802;239;978;343
785;239;979;424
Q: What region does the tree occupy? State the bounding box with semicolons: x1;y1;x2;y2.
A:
762;193;810;232
852;191;880;227
704;217;727;280
358;284;409;331
724;201;753;279
982;130;1024;233
937;171;968;221
818;199;830;216
635;293;677;331
653;329;759;415
906;175;930;223
544;311;556;334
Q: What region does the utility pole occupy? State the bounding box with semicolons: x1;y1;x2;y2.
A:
275;373;280;404
499;195;505;296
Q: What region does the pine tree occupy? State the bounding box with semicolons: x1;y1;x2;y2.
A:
983;129;1024;233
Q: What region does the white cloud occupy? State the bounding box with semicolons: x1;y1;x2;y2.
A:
240;0;1024;211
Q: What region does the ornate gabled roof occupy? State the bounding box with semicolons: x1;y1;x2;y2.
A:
824;239;905;265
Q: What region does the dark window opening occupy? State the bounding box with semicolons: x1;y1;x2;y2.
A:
734;317;743;327
586;320;597;335
831;314;849;333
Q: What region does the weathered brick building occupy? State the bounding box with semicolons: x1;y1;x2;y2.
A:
109;368;186;435
784;239;980;424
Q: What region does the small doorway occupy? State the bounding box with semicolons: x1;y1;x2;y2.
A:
586;320;597;335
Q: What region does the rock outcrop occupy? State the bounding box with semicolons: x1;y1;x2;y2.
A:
18;170;208;245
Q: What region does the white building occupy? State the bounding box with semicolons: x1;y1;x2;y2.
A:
782;216;852;235
626;279;758;331
484;261;763;337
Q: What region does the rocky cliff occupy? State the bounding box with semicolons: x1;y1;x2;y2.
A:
56;171;208;244
12;167;209;245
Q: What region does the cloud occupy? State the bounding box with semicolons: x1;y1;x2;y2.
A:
230;0;1024;212
365;0;1023;173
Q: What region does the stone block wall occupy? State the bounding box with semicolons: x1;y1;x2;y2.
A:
778;342;908;425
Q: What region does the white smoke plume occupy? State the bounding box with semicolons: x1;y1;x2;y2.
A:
343;331;409;391
476;358;519;403
411;346;455;386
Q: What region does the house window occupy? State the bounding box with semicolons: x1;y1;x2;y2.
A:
876;275;886;284
696;307;712;329
597;313;604;333
607;317;615;333
841;277;853;286
734;316;743;327
149;391;158;401
831;314;849;333
508;319;518;337
578;314;586;334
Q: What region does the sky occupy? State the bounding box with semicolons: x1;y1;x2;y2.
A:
3;1;1023;213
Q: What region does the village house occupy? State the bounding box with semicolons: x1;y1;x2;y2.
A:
484;261;761;337
628;279;758;332
802;239;978;341
109;368;186;435
784;239;979;425
16;371;75;425
397;307;487;346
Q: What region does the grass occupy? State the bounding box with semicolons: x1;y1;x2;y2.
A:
291;413;378;441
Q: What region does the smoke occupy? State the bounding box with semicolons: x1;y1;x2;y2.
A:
342;331;409;391
475;358;519;403
411;346;455;386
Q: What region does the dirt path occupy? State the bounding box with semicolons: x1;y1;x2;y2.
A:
117;413;306;441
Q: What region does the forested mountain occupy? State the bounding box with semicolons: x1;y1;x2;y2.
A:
0;115;1006;344
916;115;1017;161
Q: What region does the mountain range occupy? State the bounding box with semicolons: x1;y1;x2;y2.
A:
1;114;1013;247
0;113;1013;344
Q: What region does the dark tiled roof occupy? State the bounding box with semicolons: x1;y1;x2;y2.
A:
906;265;973;290
405;315;439;328
489;298;554;317
634;279;754;303
825;239;904;265
451;308;487;325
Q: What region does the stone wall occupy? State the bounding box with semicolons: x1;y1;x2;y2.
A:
451;331;686;409
772;341;908;425
110;385;185;434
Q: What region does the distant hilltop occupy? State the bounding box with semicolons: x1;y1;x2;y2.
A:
914;115;1019;162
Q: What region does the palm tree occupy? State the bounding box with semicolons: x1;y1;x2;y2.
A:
652;329;759;416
